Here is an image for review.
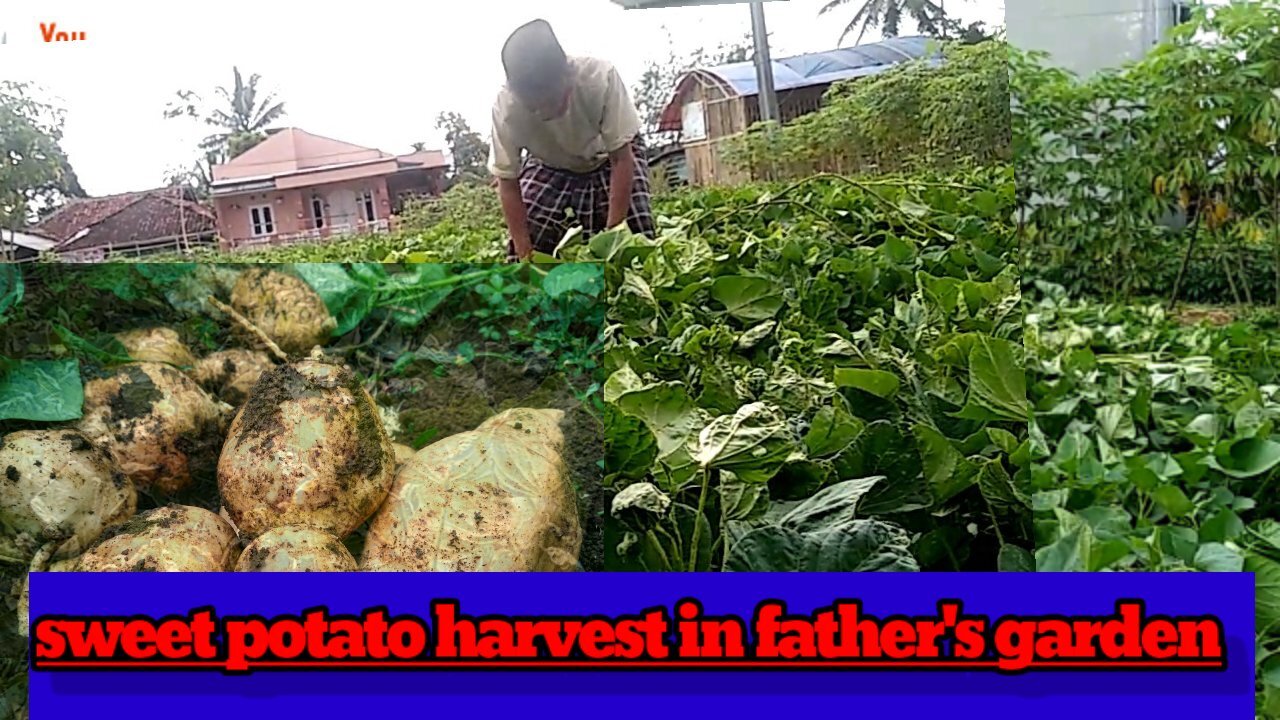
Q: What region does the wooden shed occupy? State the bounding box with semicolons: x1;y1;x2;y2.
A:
657;36;935;186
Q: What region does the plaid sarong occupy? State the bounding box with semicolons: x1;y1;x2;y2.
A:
509;136;654;260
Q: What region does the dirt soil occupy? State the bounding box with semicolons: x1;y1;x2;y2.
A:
377;355;604;572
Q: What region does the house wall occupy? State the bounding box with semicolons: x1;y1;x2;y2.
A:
682;80;750;186
214;176;392;245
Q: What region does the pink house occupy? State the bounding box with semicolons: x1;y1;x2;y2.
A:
210;128;449;250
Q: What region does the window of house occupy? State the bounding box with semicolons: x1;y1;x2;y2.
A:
682;100;707;142
250;205;275;236
311;196;325;229
361;191;376;222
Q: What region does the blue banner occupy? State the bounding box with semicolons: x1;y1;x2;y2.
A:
27;572;1254;718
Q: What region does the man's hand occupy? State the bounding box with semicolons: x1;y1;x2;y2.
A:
497;178;533;260
606;144;636;230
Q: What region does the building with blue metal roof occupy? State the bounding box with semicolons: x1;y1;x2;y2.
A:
654;35;938;185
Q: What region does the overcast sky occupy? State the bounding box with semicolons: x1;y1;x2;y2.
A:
2;0;1004;196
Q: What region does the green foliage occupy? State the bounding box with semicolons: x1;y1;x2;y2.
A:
818;0;994;45
1025;288;1280;714
0;358;82;422
435;111;488;182
724;40;1010;181
0;81;84;227
1015;1;1280;304
572;165;1027;572
163;67;286;196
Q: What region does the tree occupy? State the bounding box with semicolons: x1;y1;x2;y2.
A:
164;147;222;201
163;67;286;192
0;82;85;231
632;30;753;147
434;112;488;183
820;0;956;45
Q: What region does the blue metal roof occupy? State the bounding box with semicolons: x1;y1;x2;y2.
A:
703;35;937;96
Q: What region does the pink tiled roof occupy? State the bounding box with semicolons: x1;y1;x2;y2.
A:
213;128;391;182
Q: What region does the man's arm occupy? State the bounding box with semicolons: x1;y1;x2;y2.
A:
606;144;635;230
489;101;531;259
600;62;643;231
498;178;533;260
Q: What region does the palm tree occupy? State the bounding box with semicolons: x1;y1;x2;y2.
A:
820;0;953;45
165;67;286;160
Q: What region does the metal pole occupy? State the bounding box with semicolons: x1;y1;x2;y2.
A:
749;1;779;123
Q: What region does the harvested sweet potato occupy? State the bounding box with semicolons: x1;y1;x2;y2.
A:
77;363;231;495
235;526;357;571
361;408;581;572
73;504;239;571
392;443;415;467
217;359;395;540
0;429;137;560
113;327;196;368
193;349;274;406
229;268;335;356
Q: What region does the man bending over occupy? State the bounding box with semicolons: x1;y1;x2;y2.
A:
488;19;655;260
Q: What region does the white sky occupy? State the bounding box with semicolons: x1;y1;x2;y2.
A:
1;0;1004;196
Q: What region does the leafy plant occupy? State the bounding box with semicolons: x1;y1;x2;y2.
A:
724;40;1010;181
1025;287;1280;715
569;166;1027;573
1015;1;1280;306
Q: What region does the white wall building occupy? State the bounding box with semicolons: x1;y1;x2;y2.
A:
1006;0;1192;76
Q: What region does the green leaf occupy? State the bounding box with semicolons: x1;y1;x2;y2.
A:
804;400;864;457
954;335;1029;422
292;263;374;336
605;366;704;486
780;476;883;532
913;423;977;505
542;263;602;299
710;276;785;322
1151;485;1195;519
834;420;930;514
833;367;900;398
692;402;797;484
1192;543;1243;572
726;519;918;572
1036;523;1090;571
977;458;1027;509
768;460;831;501
1095;403;1136;442
1212;437;1280;479
0;358;83;422
720;472;769;522
986;427;1021;454
1200;509;1244;544
736;320;776;350
53;325;132;365
1247;551;1280;635
997;545;1035;572
1155;525;1200;566
605;410;658;481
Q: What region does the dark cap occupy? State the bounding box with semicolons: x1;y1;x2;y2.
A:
501;19;569;94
